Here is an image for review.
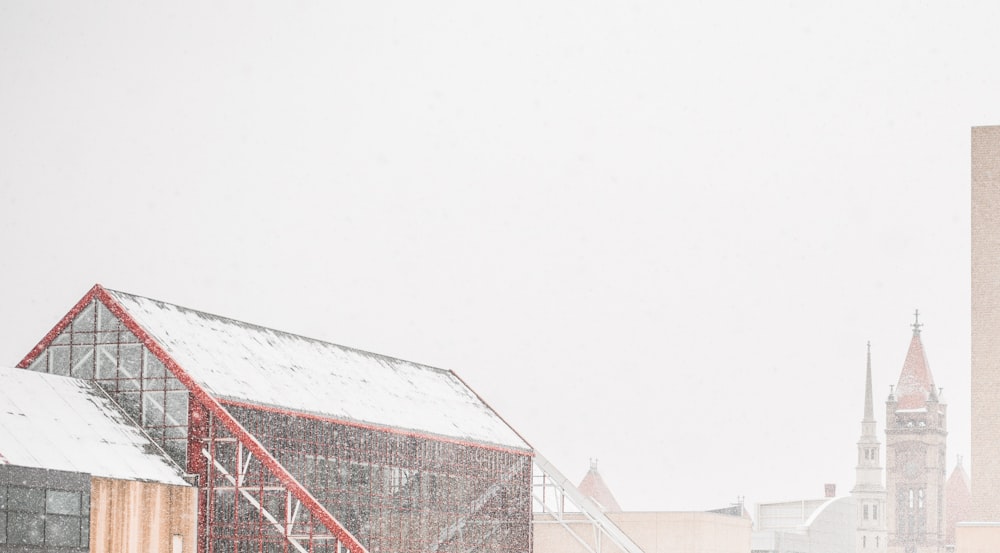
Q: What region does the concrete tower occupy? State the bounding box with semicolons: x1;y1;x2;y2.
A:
854;341;888;552
885;313;947;553
971;125;1000;522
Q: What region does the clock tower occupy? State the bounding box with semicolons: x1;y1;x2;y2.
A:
885;311;947;553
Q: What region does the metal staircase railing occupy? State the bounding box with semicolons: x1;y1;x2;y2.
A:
532;453;646;553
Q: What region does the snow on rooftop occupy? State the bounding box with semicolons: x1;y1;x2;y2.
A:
0;367;189;485
106;289;530;451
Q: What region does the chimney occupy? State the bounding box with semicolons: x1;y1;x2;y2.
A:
825;483;836;498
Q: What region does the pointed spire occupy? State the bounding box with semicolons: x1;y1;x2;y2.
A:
864;341;875;422
895;313;937;409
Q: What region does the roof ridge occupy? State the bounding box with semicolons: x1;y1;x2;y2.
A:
104;287;455;377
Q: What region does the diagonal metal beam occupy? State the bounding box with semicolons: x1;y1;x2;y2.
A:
204;448;311;553
532;452;646;553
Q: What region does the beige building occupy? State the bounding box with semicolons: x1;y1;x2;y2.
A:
536;511;751;553
885;316;948;553
533;462;751;553
958;124;1000;551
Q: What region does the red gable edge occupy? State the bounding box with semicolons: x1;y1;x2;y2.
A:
18;284;368;553
18;283;102;370
218;398;533;457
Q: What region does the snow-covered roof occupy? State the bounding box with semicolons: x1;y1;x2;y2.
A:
0;367;190;485
105;289;530;451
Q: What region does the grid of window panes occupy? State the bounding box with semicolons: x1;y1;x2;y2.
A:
225;404;533;553
0;483;90;549
26;298;190;465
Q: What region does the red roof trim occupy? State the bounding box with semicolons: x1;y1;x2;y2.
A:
91;285;368;553
17;284;102;369
216;398;533;457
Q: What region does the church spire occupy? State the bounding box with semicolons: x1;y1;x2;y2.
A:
864;341;874;423
854;341;883;497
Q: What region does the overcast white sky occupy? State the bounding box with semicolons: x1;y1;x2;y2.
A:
0;2;994;511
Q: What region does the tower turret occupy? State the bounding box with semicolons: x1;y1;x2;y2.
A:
885;311;947;553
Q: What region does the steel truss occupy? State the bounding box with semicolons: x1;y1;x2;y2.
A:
192;402;366;553
532;453;646;553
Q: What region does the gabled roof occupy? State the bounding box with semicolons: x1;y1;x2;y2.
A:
577;460;622;512
25;285;530;452
0;367;189;485
894;330;937;410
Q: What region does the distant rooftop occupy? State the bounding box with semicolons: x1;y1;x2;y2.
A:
0;367;189;485
577;459;623;512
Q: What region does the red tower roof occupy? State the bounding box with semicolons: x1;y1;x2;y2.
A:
577;460;623;512
946;458;972;545
894;316;937;410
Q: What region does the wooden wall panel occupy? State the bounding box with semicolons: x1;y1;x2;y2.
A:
89;477;197;553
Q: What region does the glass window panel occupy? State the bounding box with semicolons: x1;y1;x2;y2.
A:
96;329;119;344
27;352;48;372
164;422;187;440
71;303;96;332
166;374;186;390
118;344;143;378
97;302;123;332
45;514;81;547
7;486;44;512
82;514;89;543
95;344;119;380
71;346;95;379
0;510;5;544
46;489;80;516
165;390;189;427
120;371;141;391
164;439;187;467
71;330;95;345
81;491;90;516
119;391;141;420
50;346;71;376
52;328;71;345
143;393;164;427
7;512;43;545
0;484;6;509
144;353;166;380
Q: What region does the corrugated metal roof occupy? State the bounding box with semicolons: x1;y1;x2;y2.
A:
0;367;190;485
105;289;530;451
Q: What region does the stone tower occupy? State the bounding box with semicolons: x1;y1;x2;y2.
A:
854;341;888;552
885;312;947;553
